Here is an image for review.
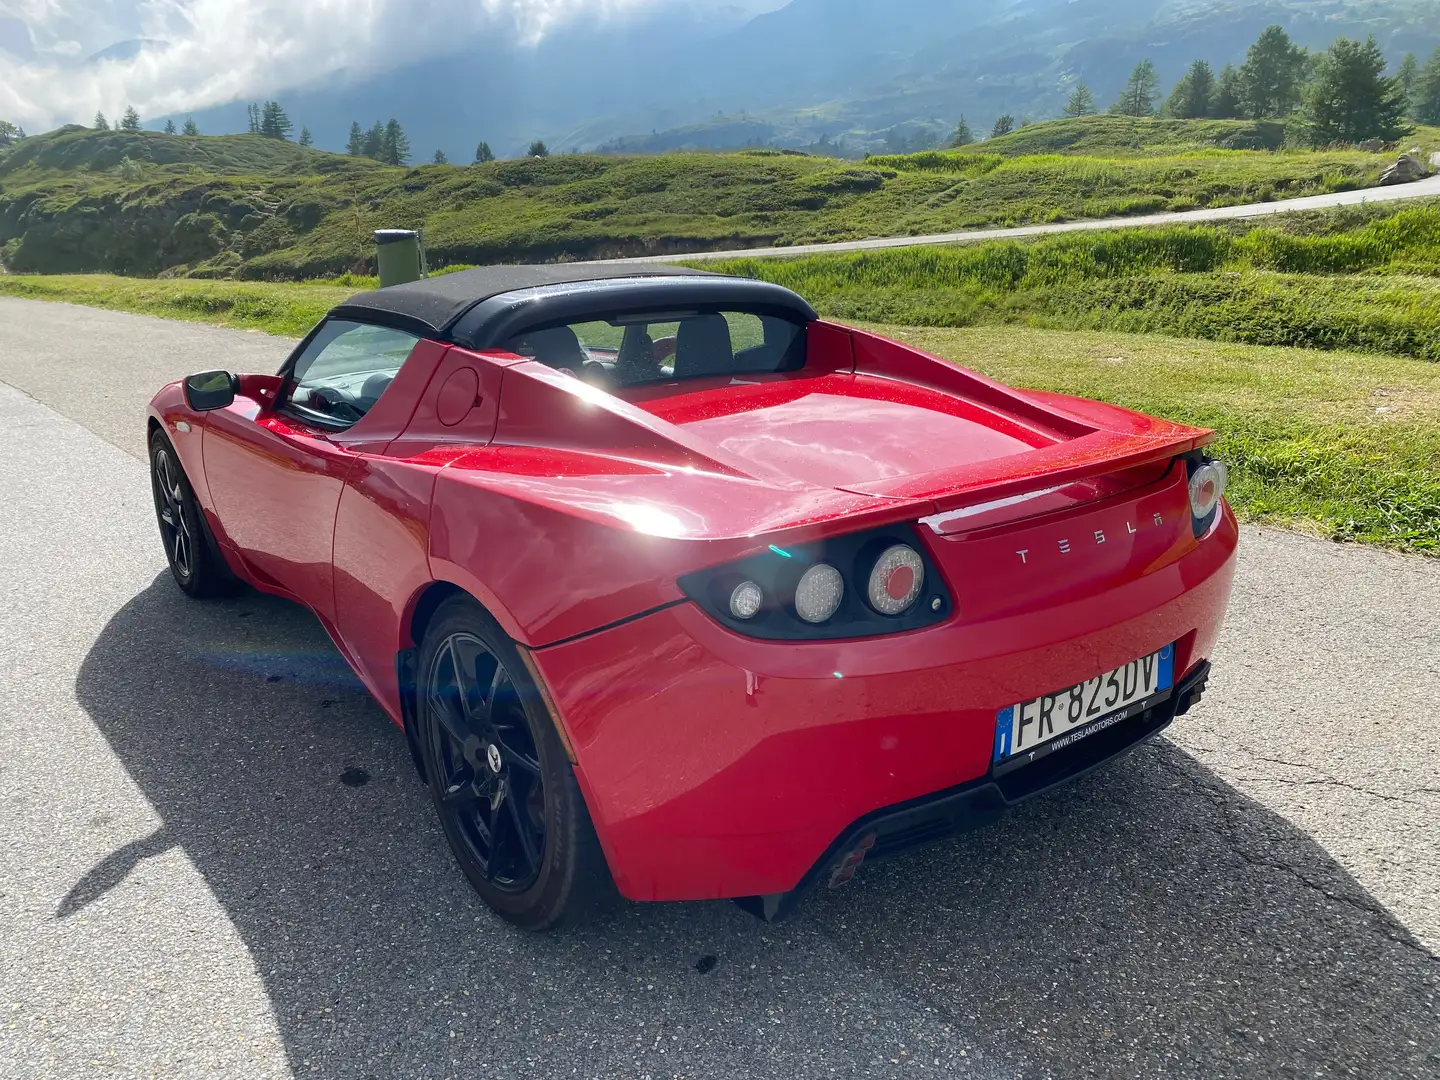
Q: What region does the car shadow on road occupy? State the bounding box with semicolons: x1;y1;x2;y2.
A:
74;577;1440;1079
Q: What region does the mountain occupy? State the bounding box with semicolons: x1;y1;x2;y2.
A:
63;0;1440;160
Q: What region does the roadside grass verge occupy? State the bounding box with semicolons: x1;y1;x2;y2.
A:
0;274;350;336
2;272;1432;553
877;325;1440;554
707;203;1440;363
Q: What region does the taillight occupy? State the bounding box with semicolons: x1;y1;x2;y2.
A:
866;544;925;616
1186;455;1228;537
678;527;952;641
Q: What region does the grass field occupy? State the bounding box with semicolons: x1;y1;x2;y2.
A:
1;272;1433;553
707;202;1440;362
0;120;1404;279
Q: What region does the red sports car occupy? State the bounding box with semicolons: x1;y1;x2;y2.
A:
147;265;1237;929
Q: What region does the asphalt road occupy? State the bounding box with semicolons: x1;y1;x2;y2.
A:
605;174;1440;263
1;297;1437;1080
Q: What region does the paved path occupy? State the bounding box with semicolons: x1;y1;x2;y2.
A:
1;298;1437;1079
603;174;1440;263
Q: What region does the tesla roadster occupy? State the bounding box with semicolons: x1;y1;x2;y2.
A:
146;264;1237;929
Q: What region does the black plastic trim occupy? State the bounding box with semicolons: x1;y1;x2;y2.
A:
452;278;818;350
736;660;1212;922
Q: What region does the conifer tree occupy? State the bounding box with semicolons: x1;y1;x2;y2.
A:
1238;25;1308;118
120;106;141;130
1210;64;1243;118
432;148;448;164
990;114;1015;138
259;100;293;139
1397;52;1420;116
474;141;495;163
948;115;974;146
346;122;365;156
182;117;200;136
298;126;313;147
93;111;109;130
1417;48;1440;125
363;121;385;159
1165;60;1215;119
1110;61;1160;117
380;118;410;165
527;139;550;157
1304;35;1410;145
1063;83;1096;117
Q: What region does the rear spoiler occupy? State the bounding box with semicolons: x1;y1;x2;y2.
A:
840;426;1213;513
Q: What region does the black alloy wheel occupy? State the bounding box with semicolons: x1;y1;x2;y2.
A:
416;596;612;930
148;429;236;598
425;631;548;892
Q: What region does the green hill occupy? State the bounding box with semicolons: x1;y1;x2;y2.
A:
949;117;1292;158
0;121;1407;280
0;125;370;182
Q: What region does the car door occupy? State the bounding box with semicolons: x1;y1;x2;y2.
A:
202;319;422;623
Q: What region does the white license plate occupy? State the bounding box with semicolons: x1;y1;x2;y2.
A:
992;645;1175;774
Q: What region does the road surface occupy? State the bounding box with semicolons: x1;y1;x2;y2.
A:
1;298;1437;1079
601;174;1440;263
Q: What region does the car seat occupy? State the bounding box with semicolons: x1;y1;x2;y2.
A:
672;315;734;380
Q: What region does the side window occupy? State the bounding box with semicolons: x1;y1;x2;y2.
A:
283;320;420;428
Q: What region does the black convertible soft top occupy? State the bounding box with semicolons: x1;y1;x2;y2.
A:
330;263;818;349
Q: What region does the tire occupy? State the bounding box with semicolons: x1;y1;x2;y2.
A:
149;429;239;599
416;595;614;930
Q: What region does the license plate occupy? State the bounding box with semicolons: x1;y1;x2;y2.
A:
992;645;1175;776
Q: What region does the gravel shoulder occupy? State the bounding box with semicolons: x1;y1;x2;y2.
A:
1;300;1436;1079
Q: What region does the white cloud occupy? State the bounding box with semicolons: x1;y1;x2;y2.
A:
0;0;678;129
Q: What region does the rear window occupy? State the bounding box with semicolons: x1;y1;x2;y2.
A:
501;310;806;389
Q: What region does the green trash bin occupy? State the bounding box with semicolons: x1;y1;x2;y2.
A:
374;229;424;287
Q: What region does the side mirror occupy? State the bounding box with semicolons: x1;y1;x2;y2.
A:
183;370;237;411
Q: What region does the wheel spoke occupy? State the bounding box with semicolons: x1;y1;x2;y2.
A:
495;730;540;776
441;779;485;810
505;791;540;870
483;789;507;880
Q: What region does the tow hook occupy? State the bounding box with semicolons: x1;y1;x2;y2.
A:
827;832;877;888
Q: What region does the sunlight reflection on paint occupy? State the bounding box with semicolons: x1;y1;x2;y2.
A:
613;503;687;537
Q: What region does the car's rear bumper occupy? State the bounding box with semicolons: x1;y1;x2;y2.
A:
529;505;1238;904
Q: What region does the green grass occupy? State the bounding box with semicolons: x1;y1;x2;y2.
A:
874;325;1440;553
932;117;1292;157
0;120;1398;280
705;202;1440;363
0;274;353;336
1;271;1434;553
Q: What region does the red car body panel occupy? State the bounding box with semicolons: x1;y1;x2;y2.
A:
147;287;1237;906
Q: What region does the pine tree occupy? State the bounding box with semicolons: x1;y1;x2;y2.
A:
163;118;176;135
182;117;199;136
1239;25;1308;118
527;139;550;157
989;114;1015;138
1110;60;1160;117
433;149;449;164
363;121;385;159
93;111;109;130
474;141;495;163
0;121;24;148
1418;48;1440;125
380;118;410;165
948;115;974;146
1165;60;1215;119
120;106;141;131
1304;35;1410;145
298;126;313;148
1397;52;1420;116
259;100;293;140
1063;83;1096;117
346;122;365;156
1210;64;1243;118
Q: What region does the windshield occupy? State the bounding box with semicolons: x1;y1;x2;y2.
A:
501;309;807;390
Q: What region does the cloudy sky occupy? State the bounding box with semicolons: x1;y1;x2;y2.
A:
0;0;784;131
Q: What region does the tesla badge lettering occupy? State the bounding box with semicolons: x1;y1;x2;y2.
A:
1016;511;1165;566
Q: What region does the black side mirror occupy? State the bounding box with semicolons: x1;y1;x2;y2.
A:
183;370;237;411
